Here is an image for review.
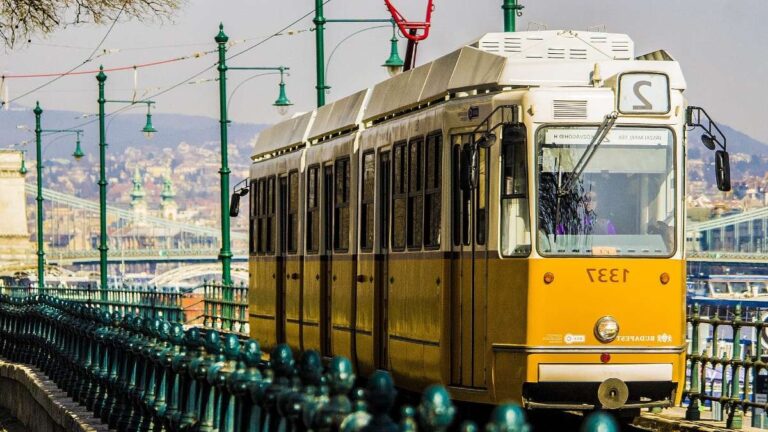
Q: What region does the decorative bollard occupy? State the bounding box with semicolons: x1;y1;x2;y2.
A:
316;356;355;431
227;339;263;432
580;411;619;432
418;385;455;432
178;327;206;431
211;333;242;432
487;403;530;432
262;344;295;432
360;370;397;432
161;322;185;431
195;330;225;432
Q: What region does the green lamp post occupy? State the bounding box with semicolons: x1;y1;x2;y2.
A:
95;66;157;294
215;23;291;287
502;0;524;32
29;102;84;289
314;1;404;107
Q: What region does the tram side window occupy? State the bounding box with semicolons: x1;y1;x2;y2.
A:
266;176;276;255
360;151;375;252
306;166;319;254
476;145;488;246
407;137;424;249
257;178;266;254
288;170;299;254
250;177;259;254
500;124;531;256
334;157;350;252
392;142;407;250
424;133;442;248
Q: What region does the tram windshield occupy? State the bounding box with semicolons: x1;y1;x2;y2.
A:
536;126;676;256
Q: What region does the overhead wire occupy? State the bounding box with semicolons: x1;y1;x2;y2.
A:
45;0;335;134
3;2;129;106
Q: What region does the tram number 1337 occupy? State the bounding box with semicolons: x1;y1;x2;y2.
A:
586;268;629;283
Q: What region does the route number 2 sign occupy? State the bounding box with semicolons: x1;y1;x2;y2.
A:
618;72;670;114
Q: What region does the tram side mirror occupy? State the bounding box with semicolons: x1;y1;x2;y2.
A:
701;134;717;151
715;150;731;192
229;187;249;217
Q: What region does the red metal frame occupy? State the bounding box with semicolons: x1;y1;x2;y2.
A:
384;0;434;42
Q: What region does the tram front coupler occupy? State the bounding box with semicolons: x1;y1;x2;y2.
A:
686;106;731;191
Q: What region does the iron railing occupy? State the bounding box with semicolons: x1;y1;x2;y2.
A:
0;294;616;432
685;299;768;429
202;281;248;334
0;285;185;322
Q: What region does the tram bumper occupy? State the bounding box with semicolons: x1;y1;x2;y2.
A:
522;363;677;410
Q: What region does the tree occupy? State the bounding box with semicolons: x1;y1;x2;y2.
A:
0;0;181;48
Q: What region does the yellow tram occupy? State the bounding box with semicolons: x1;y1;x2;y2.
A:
244;30;728;411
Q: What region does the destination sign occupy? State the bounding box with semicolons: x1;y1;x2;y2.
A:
544;128;671;146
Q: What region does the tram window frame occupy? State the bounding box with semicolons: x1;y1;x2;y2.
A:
452;144;461;247
476;144;489;246
250;177;259;254
266;176;276;255
334;157;351;252
500;124;531;257
360;150;376;252
257;178;266;255
287;169;299;254
306;165;320;254
407;136;425;250
391;141;407;251
424;132;442;249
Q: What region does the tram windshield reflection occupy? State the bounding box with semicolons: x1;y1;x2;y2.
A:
536;126;676;256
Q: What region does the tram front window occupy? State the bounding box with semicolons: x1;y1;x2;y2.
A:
536;126;675;256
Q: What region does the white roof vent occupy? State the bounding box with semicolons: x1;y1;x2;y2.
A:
471;30;634;61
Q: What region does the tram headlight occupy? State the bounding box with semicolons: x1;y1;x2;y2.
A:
595;316;619;343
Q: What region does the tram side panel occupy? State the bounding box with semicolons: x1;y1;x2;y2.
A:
283;159;304;352
249;173;279;352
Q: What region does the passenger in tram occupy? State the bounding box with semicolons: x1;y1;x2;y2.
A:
555;190;616;236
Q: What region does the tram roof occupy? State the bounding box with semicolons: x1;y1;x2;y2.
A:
251;30;686;160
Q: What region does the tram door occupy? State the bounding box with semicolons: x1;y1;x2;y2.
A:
377;150;391;369
277;175;288;343
321;164;334;356
451;135;488;388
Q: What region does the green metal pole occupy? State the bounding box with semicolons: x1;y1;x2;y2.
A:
33;102;45;289
314;0;327;107
96;66;108;296
215;24;233;288
502;0;518;32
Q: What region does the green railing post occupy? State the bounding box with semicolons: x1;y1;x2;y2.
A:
687;303;701;420
727;304;743;429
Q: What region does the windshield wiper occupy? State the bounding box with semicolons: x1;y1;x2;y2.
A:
558;111;619;196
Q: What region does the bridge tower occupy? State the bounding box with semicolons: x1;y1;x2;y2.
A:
130;167;148;223
0;150;33;269
160;175;177;220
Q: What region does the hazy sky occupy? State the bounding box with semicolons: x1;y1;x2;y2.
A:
1;0;766;143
